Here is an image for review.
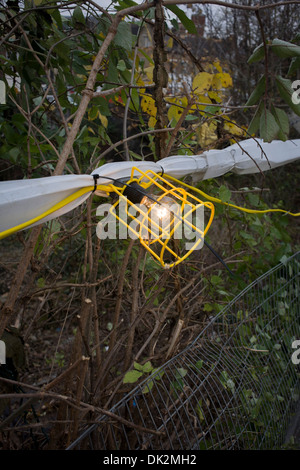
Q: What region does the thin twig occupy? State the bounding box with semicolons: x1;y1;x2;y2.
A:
123;46;139;161
0;356;89;430
162;0;300;12
123;244;145;371
87;127;176;172
0;376;164;437
164;81;196;156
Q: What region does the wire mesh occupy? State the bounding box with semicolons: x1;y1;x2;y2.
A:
67;252;300;450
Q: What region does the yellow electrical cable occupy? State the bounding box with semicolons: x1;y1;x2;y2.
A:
1;169;299;241
0;181;119;240
0;186;95;240
164;175;300;217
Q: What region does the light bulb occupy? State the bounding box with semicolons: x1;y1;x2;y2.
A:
121;182;180;241
140;194;180;240
141;195;175;214
155;205;169;219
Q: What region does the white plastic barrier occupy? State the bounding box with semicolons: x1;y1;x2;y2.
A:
1;138;299;237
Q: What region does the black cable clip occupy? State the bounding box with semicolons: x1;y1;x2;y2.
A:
92;174;99;193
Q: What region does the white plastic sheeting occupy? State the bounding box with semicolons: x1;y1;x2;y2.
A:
159;138;300;180
0;138;300;237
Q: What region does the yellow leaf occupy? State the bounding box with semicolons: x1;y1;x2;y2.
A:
203;63;214;73
192;72;213;94
141;95;157;117
208;91;222;103
99;113;108;128
195;95;212;111
196;121;218;147
168;104;183;123
144;65;154;84
213;60;223;73
148;116;157;128
211;74;222;90
179;96;188;107
223;119;245;137
135;75;145;94
165;96;177;105
214;72;232;88
166;37;173;49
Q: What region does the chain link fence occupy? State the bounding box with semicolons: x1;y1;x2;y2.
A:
67;252;300;450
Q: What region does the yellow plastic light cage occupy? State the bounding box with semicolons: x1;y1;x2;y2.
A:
103;167;215;269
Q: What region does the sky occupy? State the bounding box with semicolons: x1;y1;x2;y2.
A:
89;0;192;17
92;0;143;10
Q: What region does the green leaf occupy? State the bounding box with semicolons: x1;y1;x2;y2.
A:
89;106;99;120
259;109;280;142
175;367;188;379
142;380;154;394
185;114;199;121
276;75;300;117
203;303;213;312
195;360;204;370
245;75;265;107
280;255;289;265
287;57;300;77
196;401;205;421
141;361;153;373
129;87;140;112
165;5;197;34
8;147;20;163
138;49;154;66
219;185;231;203
271;38;300;58
220;370;235;393
203;105;221;115
49;8;63;29
247;192;260;208
115;22;133;51
240;231;257;246
73;6;85;25
93;96;111;116
210;274;222;285
37;277;45;288
152;368;164;381
170;18;179;31
123;370;143;383
248;43;265;64
247;101;264;135
171;378;184;394
116;0;138;8
272;106;289;136
117;59;126;72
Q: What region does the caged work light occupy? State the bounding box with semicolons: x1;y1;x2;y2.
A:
94;167;215;269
